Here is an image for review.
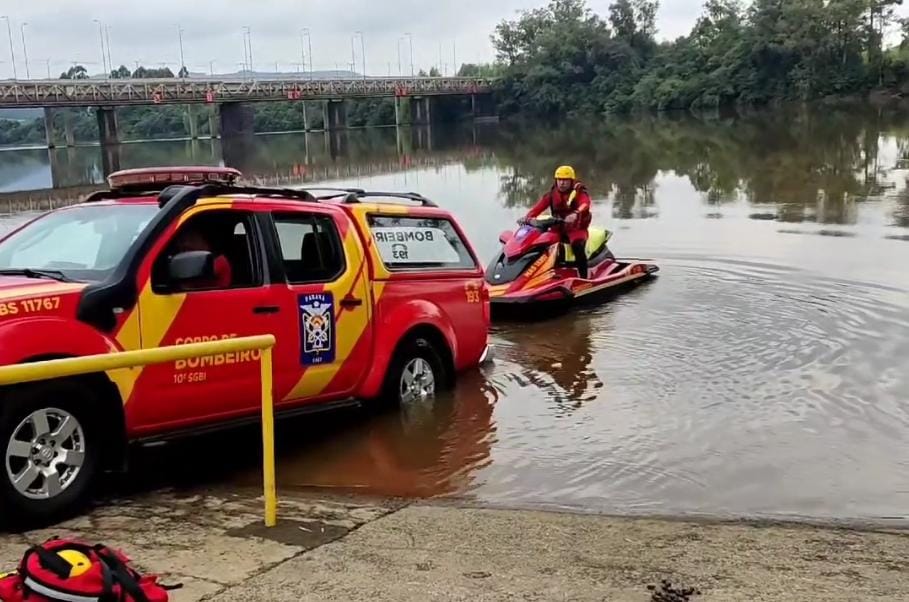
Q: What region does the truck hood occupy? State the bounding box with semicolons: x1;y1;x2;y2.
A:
0;276;87;301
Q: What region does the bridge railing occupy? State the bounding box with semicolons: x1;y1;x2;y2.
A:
0;335;280;527
0;77;499;108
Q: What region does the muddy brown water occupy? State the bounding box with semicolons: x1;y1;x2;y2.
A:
1;104;908;523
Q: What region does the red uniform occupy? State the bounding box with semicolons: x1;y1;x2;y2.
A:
525;181;592;244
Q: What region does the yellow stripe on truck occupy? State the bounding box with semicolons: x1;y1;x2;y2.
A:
108;281;188;405
283;231;383;400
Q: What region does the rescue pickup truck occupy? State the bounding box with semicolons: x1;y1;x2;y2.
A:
0;167;490;525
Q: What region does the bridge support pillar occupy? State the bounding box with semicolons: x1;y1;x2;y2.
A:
100;143;122;176
219;102;255;138
412;97;434;126
63;112;75;146
96;107;120;146
394;97;413;126
208;111;220;139
44;109;76;148
185;105;199;140
302;102;310;132
43;108;59;149
470;93;499;123
323;100;347;131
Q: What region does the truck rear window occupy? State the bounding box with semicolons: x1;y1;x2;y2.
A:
366;215;476;271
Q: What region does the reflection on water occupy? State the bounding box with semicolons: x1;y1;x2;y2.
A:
228;371;499;498
2;104;909;521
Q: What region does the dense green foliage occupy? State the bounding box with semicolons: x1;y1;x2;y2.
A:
0;119;45;145
493;0;909;117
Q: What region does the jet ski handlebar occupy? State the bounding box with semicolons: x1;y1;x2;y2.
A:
517;216;565;229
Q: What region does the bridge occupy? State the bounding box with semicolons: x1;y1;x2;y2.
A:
0;76;499;150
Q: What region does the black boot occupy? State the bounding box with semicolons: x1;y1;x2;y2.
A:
571;241;588;279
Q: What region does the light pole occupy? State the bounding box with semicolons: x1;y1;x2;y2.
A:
44;59;50;79
105;25;112;73
350;35;355;75
1;16;16;80
243;26;253;73
355;31;365;79
397;37;402;76
299;30;306;76
302;28;312;78
19;22;28;79
241;33;249;73
178;26;185;76
209;60;215;77
93;19;107;76
405;32;414;77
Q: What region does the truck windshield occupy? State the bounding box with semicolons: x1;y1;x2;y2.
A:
0;204;158;282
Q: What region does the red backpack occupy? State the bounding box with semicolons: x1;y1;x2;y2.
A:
0;537;180;602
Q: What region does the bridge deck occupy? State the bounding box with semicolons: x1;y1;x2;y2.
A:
0;77;498;109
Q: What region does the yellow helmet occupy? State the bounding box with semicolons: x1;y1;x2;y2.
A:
554;165;576;180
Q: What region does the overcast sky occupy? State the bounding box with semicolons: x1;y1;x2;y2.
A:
1;0;908;78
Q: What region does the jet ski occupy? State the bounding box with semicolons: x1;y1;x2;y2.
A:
485;216;658;308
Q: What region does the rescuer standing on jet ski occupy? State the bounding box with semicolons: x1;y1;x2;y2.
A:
522;165;592;278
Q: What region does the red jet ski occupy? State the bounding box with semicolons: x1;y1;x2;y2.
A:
485;216;658;307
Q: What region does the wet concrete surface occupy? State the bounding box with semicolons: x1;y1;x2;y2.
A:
1;488;907;601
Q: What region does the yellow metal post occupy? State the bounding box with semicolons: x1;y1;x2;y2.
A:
0;335;280;527
260;347;277;527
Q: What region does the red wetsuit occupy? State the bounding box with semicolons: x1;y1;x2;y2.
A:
525;181;592;244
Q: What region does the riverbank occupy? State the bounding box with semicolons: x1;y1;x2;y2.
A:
1;489;907;601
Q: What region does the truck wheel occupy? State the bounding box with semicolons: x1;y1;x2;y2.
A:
383;337;448;410
0;380;101;528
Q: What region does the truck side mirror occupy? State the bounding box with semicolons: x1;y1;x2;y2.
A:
168;251;215;284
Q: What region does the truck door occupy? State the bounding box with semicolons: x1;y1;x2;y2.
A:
127;205;279;431
265;209;373;405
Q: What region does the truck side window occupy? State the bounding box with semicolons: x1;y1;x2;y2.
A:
272;213;345;284
153;210;260;292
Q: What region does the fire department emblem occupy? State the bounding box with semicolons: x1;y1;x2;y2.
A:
299;293;336;365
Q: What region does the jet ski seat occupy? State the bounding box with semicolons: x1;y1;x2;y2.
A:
561;227;611;262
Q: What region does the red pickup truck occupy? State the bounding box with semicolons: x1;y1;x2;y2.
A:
0;166;490;525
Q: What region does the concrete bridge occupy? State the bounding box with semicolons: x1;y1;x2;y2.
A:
0;76;498;149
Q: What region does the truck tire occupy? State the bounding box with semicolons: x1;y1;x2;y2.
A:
0;380;102;529
383;336;449;410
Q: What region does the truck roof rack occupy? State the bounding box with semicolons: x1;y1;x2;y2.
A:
312;189;438;207
80;177;436;209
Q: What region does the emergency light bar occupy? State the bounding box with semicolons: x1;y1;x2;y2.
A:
107;166;242;190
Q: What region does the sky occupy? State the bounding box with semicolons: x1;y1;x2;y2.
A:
0;0;907;79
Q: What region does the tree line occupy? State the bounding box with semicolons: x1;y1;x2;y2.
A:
489;0;909;116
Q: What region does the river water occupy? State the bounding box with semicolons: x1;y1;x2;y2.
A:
2;104;908;522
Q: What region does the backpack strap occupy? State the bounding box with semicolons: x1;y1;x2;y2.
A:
92;546;149;602
25;545;75;581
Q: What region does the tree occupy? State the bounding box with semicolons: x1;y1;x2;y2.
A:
457;63;504;77
59;65;88;80
111;65;131;79
132;66;175;79
867;0;904;84
178;66;189;78
429;67;441;77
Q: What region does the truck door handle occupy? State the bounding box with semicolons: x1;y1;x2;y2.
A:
340;296;362;308
253;305;281;315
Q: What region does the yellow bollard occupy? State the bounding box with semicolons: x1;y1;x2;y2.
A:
0;334;280;527
260;347;277;527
